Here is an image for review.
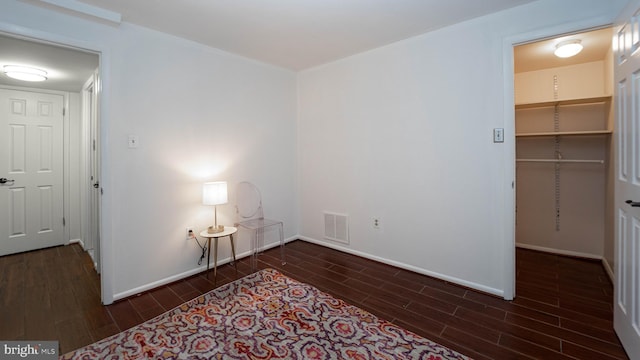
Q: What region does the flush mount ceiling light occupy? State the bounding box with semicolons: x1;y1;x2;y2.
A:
554;39;583;58
3;65;48;82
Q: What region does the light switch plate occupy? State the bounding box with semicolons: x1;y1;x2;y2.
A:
493;128;504;143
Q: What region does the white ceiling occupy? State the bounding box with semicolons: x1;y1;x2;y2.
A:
0;1;613;92
514;27;613;73
0;34;98;92
52;0;538;71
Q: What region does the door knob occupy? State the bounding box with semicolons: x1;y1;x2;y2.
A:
0;178;15;184
625;200;640;207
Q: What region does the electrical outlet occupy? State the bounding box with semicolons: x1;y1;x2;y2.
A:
372;217;380;230
128;135;139;148
186;227;195;240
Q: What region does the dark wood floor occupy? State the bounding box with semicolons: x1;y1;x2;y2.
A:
0;240;629;359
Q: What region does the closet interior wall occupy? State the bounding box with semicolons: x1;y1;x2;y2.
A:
515;42;615;269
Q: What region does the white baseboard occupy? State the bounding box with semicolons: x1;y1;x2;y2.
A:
602;257;615;283
112;237;612;303
298;236;505;298
516;243;602;260
113;236;296;302
68;238;84;247
67;239;99;269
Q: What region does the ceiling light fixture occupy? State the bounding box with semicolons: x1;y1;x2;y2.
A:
3;65;48;82
554;39;583;58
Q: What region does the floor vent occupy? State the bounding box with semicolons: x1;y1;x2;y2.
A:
324;212;349;244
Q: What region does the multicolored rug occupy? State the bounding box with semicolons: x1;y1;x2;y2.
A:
61;269;470;359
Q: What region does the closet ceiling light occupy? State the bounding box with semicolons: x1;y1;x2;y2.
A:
554;40;583;58
3;65;48;82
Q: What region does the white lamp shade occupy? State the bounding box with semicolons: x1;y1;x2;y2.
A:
203;181;228;205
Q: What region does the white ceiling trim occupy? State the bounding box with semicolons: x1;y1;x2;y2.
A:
39;0;122;24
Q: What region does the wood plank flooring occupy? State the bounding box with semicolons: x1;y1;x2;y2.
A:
0;240;629;359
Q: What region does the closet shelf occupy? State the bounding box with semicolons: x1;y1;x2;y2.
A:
516;158;604;164
516;130;612;137
515;95;611;110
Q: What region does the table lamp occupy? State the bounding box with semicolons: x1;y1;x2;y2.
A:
203;181;228;234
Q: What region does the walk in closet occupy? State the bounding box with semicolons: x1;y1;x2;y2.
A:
514;28;615;265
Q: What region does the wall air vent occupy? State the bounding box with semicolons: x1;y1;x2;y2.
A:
324;212;349;244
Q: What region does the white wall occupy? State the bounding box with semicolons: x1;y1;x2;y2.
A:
515;61;609;104
108;24;298;298
2;0;298;301
514;61;612;259
3;0;629;301
297;0;627;296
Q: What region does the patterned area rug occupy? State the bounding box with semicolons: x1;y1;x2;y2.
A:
61;269;471;359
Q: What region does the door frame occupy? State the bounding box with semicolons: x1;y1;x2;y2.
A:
81;71;100;272
0;23;114;304
502;17;615;300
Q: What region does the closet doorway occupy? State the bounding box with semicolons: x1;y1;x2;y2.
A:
513;27;615;276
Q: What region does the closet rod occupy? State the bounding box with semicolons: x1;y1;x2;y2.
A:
516;159;604;164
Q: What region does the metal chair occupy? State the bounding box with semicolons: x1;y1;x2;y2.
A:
234;181;285;270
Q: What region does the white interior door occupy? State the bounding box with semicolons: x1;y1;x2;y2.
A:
614;4;640;359
0;88;65;256
88;73;101;272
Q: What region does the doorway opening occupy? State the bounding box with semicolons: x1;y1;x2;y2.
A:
513;26;615;279
0;32;103;288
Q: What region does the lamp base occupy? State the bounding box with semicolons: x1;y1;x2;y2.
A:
207;225;225;234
